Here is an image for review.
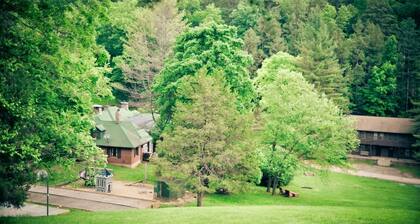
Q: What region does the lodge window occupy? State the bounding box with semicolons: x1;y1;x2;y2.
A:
107;148;121;159
365;132;373;140
135;147;139;156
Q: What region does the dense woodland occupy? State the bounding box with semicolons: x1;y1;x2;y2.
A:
1;0;419;207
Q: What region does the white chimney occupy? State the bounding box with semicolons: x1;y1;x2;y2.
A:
115;108;121;124
120;102;129;110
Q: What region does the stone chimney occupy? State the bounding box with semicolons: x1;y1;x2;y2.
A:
120;102;129;110
93;104;103;114
115;108;121;124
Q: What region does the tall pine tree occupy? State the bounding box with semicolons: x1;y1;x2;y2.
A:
296;8;349;111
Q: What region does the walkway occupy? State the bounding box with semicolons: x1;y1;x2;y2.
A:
28;185;157;211
0;203;68;217
330;166;420;185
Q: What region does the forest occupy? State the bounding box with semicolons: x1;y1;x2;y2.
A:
1;0;419;208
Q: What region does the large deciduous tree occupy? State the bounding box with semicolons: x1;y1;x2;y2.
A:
256;52;359;193
153;21;255;132
155;72;260;206
115;0;186;113
0;0;111;207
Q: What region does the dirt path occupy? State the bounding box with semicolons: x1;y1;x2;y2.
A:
330;166;420;185
0;203;68;217
62;180;154;201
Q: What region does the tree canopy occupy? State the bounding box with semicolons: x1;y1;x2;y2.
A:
153;21;255;132
0;0;111;207
256;52;359;192
155;71;260;206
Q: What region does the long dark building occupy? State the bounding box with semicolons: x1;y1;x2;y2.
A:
351;115;416;159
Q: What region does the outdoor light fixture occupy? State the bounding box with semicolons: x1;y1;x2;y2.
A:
36;169;49;216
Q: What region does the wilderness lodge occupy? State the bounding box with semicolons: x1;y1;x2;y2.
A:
351;115;416;159
92;102;154;168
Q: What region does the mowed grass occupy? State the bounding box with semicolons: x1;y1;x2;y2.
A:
2;205;419;224
205;172;420;211
3;171;420;224
40;163;84;186
44;163;157;186
107;163;157;184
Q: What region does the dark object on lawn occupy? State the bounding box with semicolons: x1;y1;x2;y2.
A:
96;168;113;193
301;186;313;189
215;188;230;194
279;187;298;197
284;189;299;197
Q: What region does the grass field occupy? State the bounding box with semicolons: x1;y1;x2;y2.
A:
392;164;420;178
107;163;157;184
45;162;157;186
40;163;84;186
3;171;419;224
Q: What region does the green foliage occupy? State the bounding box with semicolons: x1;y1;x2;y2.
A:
361;0;398;36
256;52;359;189
155;72;260;206
336;4;358;33
360;63;397;116
412;100;420;157
260;148;297;187
359;36;398;116
186;4;224;26
0;0;111;207
229;1;261;36
241;7;286;77
397;18;420;114
243;28;264;76
296;9;349;111
153;21;255;132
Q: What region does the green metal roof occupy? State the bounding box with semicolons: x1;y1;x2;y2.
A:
96;124;106;132
95;106;141;122
94;107;152;148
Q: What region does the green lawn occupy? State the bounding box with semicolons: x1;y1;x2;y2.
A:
107;163;157;184
2;205;419;224
43;162;157;186
41;163;84;186
392;164;420;178
3;171;419;224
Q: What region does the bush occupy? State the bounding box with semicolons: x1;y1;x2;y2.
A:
155;180;185;199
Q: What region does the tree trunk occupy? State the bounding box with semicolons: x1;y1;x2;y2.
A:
272;177;278;196
266;175;272;192
197;192;203;207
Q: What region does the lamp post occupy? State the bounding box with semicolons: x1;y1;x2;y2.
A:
36;169;49;216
